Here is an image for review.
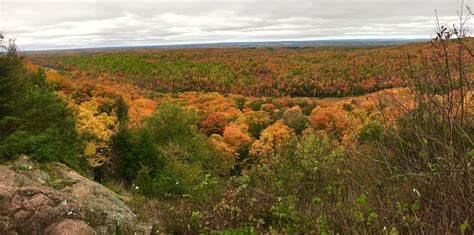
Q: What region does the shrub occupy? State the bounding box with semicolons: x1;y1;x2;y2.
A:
362;15;474;233
358;120;384;143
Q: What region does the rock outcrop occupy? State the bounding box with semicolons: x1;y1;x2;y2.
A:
0;155;148;234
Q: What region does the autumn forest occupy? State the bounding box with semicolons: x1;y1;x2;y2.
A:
1;4;474;234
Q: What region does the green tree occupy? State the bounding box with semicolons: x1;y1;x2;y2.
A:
111;104;224;200
0;40;85;171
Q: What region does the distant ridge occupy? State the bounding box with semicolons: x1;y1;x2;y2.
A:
131;38;429;49
22;38;429;53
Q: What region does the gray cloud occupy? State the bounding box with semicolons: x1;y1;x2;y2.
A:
1;0;472;50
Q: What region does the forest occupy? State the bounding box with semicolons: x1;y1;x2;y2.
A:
28;45;422;97
1;15;474;234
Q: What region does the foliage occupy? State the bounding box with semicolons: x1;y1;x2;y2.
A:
111;104;225;201
249;120;296;163
295;132;345;178
11;15;474;233
108;32;474;234
358;119;384;143
237;110;272;138
76;97;118;168
222;123;251;148
310;106;354;142
199;112;228;136
0;42;85;171
29;41;465;97
358;15;474;233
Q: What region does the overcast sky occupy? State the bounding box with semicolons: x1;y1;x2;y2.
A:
1;0;472;50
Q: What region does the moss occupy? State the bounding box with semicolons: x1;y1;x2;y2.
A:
47;178;79;190
11;163;30;172
40;163;79;190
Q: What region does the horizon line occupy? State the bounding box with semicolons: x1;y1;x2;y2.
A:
19;37;431;52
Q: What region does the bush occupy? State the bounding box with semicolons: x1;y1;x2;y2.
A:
358;120;384;143
362;19;474;233
212;132;347;232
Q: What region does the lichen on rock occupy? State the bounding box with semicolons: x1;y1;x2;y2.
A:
0;155;147;234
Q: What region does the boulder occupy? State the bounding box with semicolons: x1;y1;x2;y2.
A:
0;156;147;234
46;219;96;235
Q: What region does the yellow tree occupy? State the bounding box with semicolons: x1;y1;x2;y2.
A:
76;97;118;168
250;120;296;164
208;123;253;172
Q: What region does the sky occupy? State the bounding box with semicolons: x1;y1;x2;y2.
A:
0;0;473;50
